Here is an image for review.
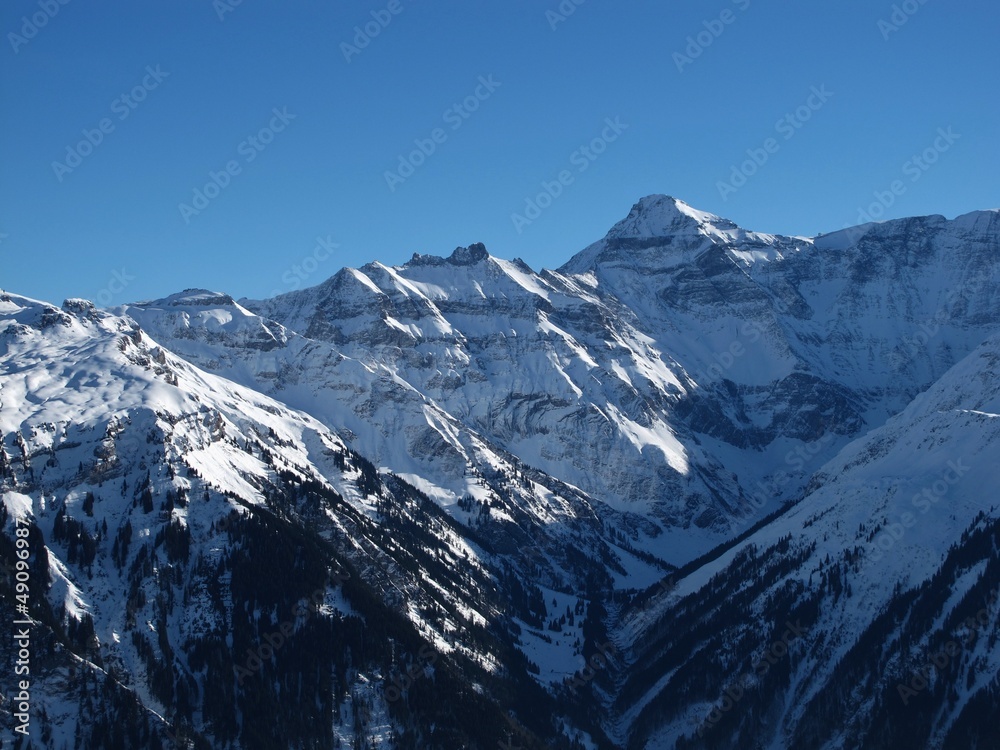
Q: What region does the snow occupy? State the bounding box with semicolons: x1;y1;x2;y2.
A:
513;585;588;687
4;195;1000;747
604;404;688;475
348;267;384;295
490;257;553;301
3;491;34;522
620;333;1000;743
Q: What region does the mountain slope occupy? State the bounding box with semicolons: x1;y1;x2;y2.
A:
0;293;612;748
614;334;1000;749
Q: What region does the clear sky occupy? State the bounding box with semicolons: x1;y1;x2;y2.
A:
2;0;997;306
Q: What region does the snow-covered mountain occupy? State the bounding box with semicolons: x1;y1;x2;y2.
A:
2;196;998;749
617;332;1000;748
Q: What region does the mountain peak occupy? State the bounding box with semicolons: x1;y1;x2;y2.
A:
132;289;238;308
606;195;739;240
559;195;750;275
447;242;490;265
407;242;491;268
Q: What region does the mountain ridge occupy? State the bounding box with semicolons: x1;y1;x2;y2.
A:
2;196;999;748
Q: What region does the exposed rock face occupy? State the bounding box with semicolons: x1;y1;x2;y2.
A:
234;197;997;539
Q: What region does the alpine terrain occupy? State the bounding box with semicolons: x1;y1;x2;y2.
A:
2;196;999;749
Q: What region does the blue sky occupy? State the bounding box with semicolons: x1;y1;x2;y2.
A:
2;0;997;305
